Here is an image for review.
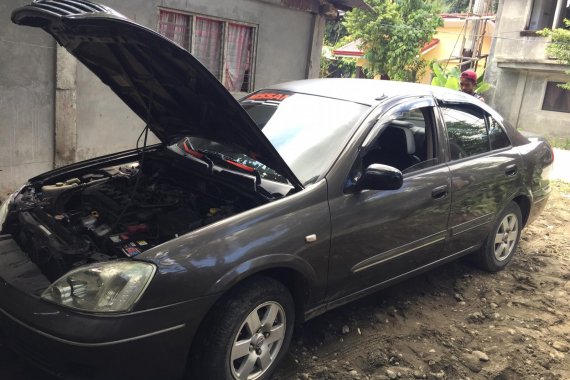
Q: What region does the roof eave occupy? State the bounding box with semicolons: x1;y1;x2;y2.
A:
328;0;373;12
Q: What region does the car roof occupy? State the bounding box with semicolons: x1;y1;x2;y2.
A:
268;78;479;106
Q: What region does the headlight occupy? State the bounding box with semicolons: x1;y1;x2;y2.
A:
41;261;156;313
0;191;17;233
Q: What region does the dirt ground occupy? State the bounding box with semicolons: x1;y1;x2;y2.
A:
0;182;569;380
273;181;570;380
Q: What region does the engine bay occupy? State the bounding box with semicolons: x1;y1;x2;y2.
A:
3;152;264;281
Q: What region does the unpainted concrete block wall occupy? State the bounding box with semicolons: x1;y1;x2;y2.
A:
0;0;320;193
0;0;56;195
72;0;317;161
485;0;570;138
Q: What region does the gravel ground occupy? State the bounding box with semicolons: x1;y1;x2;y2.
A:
552;149;570;182
273;181;570;380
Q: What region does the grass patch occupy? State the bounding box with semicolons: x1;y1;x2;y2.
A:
549;137;570;150
553;179;570;191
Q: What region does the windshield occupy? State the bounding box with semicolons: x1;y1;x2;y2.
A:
171;91;368;186
241;91;368;185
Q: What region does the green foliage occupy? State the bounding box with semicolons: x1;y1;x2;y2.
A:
441;0;470;13
549;137;570;150
440;0;499;14
321;18;358;78
343;0;443;82
430;62;459;89
320;52;358;78
324;18;349;47
429;62;491;93
539;19;570;90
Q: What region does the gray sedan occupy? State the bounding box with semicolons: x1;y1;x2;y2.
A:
0;1;553;380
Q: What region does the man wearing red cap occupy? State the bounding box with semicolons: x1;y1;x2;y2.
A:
460;70;484;102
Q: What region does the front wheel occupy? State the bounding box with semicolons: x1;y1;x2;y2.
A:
475;201;522;272
191;276;295;380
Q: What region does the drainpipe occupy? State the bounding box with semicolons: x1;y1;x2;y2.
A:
513;71;529;130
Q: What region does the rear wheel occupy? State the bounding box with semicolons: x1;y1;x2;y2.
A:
475;202;522;272
191;276;295;380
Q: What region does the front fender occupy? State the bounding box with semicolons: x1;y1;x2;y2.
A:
210;253;318;298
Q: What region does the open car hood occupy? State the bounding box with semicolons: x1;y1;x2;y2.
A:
12;0;303;190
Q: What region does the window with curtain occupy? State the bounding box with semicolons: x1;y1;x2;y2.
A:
158;11;191;49
526;0;570;30
158;9;256;92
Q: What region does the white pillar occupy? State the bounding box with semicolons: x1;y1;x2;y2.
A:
55;46;77;167
552;0;565;29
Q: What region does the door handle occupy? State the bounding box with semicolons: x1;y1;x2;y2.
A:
505;164;517;177
431;185;449;200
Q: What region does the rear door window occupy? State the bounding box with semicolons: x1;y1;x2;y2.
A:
441;106;489;160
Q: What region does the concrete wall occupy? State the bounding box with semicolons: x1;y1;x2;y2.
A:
0;0;56;195
72;0;319;161
513;71;570;137
104;0;317;88
491;0;550;61
0;0;322;193
485;0;570;138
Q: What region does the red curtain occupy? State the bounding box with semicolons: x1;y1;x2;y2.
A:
223;24;253;91
193;17;223;79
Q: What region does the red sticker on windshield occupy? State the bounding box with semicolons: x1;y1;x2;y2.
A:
246;92;290;102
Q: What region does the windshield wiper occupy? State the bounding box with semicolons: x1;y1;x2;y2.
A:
181;138;214;170
198;149;261;184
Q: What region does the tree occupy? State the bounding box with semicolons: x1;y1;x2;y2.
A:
320;17;358;78
442;0;470;13
324;17;349;46
440;0;499;14
539;19;570;90
343;0;443;82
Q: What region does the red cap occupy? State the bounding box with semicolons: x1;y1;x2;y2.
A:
461;70;477;82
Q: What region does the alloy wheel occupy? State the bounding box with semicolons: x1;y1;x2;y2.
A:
493;212;519;261
230;301;286;380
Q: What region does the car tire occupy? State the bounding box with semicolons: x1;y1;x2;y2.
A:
475;201;522;272
190;276;295;380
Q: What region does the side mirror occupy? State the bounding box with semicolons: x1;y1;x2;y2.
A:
352;164;403;192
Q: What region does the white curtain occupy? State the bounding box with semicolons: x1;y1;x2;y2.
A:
158;11;190;49
193;17;223;79
223;24;253;91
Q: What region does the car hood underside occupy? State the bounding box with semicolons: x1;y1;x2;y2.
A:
11;0;302;190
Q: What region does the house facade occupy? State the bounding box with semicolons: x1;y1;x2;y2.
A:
419;14;495;84
485;0;570;138
0;0;367;195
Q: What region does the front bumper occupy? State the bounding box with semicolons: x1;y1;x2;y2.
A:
0;238;217;380
0;308;190;380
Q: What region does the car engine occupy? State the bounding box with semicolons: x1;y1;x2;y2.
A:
4;156;260;281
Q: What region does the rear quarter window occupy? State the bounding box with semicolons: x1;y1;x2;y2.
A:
488;116;511;150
